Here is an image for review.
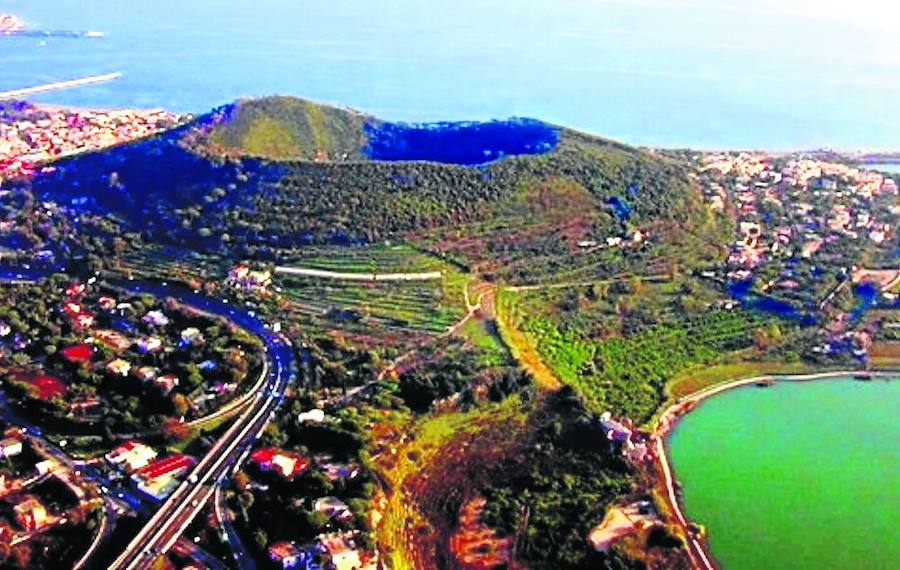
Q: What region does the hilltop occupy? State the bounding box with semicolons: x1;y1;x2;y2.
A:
188;95;371;161
27;95;724;282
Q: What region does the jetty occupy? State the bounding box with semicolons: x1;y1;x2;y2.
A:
0;73;122;100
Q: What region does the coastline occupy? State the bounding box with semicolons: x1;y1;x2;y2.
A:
30;102;178;115
652;370;897;570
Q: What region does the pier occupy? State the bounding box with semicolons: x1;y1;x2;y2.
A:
0;72;122;100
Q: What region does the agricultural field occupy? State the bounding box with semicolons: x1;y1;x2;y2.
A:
115;246;233;286
274;268;466;338
413;170;723;285
276;244;449;275
497;276;781;423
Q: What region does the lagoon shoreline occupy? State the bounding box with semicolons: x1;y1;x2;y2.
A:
652;369;897;570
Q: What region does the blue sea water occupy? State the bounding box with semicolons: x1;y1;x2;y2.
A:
867;163;900;174
1;0;900;150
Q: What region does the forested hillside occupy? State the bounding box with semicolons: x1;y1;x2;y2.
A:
24;96;718;282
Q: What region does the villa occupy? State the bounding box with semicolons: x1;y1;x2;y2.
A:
180;327;204;345
317;532;371;570
314;496;355;523
0;437;23;459
250;447;310;479
268;541;303;569
136;336;163;353
154;374;180;394
228;264;273;291
106;440;158;472
14;496;48;531
135;366;159;382
106;358;132;377
92;329;132;352
142;310;170;327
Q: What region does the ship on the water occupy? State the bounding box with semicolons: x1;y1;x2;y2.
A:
0;13;25;33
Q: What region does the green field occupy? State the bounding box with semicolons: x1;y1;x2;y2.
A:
278;244;448;274
277;275;464;335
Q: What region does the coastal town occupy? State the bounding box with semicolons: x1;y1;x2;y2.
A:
688;150;900;359
0;80;895;570
696;152;897;283
0;101;185;183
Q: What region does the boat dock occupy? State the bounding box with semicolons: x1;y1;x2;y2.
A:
0;72;122;100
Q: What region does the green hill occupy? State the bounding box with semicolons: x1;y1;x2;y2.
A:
37;95;725;283
195;95;371;160
185;96;722;281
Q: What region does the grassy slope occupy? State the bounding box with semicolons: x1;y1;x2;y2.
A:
205;95;370;160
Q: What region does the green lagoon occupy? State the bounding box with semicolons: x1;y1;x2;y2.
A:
667;377;899;570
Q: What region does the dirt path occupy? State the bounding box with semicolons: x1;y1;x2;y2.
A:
493;293;562;391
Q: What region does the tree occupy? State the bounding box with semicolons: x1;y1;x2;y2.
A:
184;362;204;389
161;418;195;442
10;544;30;569
172;393;190;416
233;469;251;492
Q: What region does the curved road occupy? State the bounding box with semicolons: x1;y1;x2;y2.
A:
105;280;298;570
0;271;299;569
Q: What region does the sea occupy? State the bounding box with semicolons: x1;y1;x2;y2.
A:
2;0;900;151
668;378;900;570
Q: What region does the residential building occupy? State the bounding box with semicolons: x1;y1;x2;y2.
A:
314;497;354;523
106;440;158;472
0;437;23;459
268;541;302;569
135;366;159;382
154;374;179;394
318;532;369;570
250;448;310;479
106;358;132;377
14;497;47;531
136;336;163;353
229;265;273;291
142;310;170;327
132;453;196;499
180;327;204;345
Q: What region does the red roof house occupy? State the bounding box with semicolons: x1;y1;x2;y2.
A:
61;343;93;363
135;453;196;481
250;447;310;479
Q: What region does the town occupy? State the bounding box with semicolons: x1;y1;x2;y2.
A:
0;101;185;183
0;93;897;570
688;150;899;360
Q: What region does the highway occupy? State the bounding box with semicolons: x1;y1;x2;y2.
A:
214;478;256;569
108;281;297;569
110;335;293;568
0;270;298;568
